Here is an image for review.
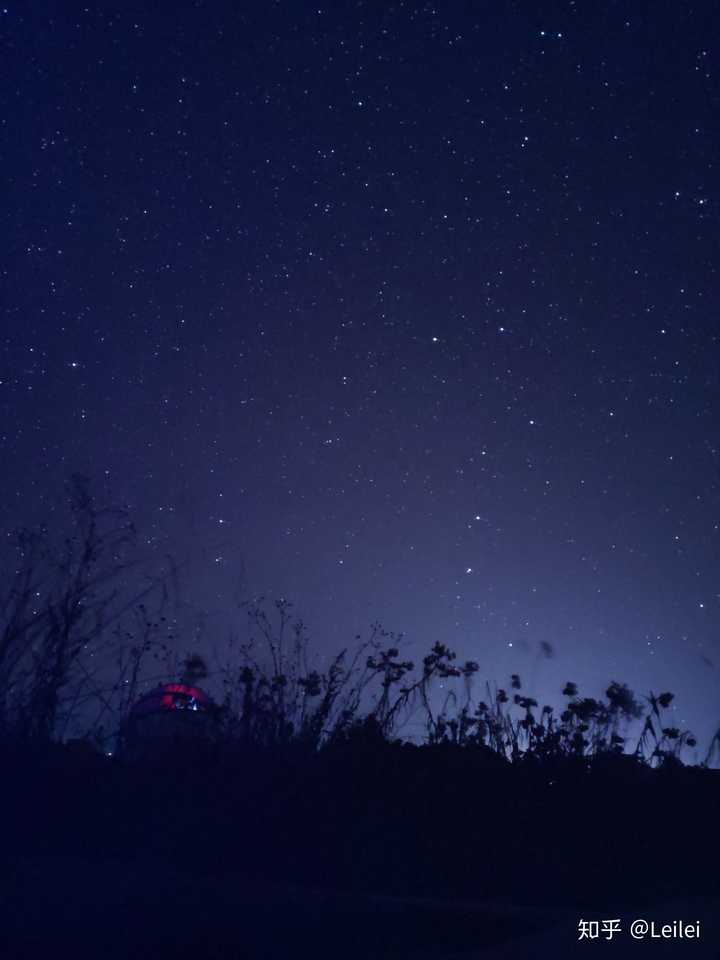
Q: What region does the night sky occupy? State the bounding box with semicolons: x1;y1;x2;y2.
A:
3;2;719;750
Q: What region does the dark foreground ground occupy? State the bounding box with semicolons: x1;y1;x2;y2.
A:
3;855;719;959
2;855;547;959
2;739;719;958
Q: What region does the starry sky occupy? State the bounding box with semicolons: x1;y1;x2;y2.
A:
3;2;719;750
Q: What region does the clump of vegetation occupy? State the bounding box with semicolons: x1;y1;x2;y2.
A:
426;671;704;768
0;475;153;744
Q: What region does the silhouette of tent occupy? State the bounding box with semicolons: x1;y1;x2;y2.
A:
130;683;211;717
119;683;216;758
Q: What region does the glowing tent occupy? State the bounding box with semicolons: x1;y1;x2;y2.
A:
119;683;216;759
